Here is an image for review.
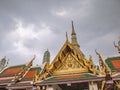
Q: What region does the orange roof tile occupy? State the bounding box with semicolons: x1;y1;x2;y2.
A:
56;74;83;80
24;70;37;78
2;68;22;75
105;57;120;71
112;60;120;69
0;65;26;77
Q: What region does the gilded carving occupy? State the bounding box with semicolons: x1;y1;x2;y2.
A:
115;81;120;89
53;54;88;75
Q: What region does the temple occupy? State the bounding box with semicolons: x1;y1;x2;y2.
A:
0;21;120;90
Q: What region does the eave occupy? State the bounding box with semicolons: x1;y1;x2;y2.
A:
6;85;33;89
36;77;105;86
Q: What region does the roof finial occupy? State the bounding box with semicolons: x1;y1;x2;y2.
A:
118;36;120;47
95;49;108;73
66;32;68;41
71;20;80;48
71;20;76;35
113;41;120;54
71;21;85;57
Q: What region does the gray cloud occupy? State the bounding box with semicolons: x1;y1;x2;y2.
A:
0;0;120;65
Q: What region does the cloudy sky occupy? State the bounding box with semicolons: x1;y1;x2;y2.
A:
0;0;120;66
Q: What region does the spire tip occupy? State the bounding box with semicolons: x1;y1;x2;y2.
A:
66;32;68;41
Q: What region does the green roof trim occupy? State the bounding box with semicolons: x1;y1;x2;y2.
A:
43;73;97;83
10;82;31;87
30;67;42;74
0;79;12;83
84;73;97;78
105;56;120;71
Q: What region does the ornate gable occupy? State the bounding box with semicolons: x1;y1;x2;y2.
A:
48;41;88;75
38;22;98;81
54;53;88;75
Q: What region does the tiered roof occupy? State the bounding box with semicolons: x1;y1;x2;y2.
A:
22;66;41;81
8;66;41;89
35;40;102;85
36;73;104;86
0;56;42;90
0;64;26;85
35;22;101;86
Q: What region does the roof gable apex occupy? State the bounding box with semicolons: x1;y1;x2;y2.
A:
48;40;87;75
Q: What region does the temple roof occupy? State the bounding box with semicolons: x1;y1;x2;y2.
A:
0;64;26;77
21;66;41;81
36;73;104;86
0;64;26;85
6;66;42;89
105;56;120;72
37;31;98;83
43;73;97;83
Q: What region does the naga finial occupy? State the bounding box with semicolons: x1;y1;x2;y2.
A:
95;49;108;75
95;49;104;68
113;41;120;54
95;49;103;60
118;36;120;44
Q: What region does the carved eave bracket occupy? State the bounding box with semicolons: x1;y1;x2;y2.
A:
95;49;109;76
83;55;100;75
87;55;98;75
35;62;52;82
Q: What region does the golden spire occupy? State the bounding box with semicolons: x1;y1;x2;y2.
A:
71;21;80;49
66;32;68;41
72;21;76;35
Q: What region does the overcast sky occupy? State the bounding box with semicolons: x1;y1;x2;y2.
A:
0;0;120;66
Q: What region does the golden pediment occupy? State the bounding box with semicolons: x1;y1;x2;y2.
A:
53;54;88;75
